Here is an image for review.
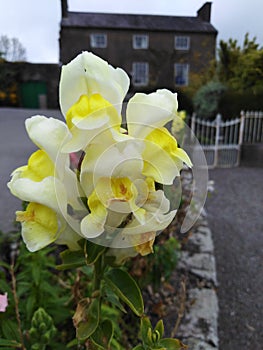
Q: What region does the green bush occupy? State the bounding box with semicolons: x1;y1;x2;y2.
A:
193;81;226;119
0;226;181;349
218;86;263;119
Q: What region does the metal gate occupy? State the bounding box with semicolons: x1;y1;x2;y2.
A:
241;111;263;144
191;114;243;168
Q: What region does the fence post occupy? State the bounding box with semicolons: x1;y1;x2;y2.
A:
214;114;221;167
239;111;245;146
191;113;196;142
236;111;245;166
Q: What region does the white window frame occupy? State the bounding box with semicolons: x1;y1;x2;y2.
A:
175;36;190;50
132;62;149;86
174;63;189;86
90;33;107;48
133;34;149;49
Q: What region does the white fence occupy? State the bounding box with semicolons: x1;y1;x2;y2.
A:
191;111;263;168
241;111;263;144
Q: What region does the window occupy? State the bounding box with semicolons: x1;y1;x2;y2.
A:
175;36;190;50
133;34;149;49
90;34;107;48
175;63;189;86
132;62;149;86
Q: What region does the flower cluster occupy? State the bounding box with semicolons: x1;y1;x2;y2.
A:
8;52;191;262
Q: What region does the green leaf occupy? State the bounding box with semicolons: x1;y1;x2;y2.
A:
158;338;186;349
75;298;100;340
66;338;79;348
0;261;10;270
26;293;37;319
140;315;153;346
84;241;106;265
56;249;86;270
103;285;127;313
32;264;41;285
104;268;144;316
0;338;22;348
132;345;144;350
0;320;21;343
91;319;113;349
154;320;164;340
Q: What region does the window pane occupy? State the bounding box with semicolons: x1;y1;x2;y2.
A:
175;64;189;86
175;36;190;50
133;35;149;49
90;34;107;48
132;62;149;85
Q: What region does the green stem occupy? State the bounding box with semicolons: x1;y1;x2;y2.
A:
10;256;26;350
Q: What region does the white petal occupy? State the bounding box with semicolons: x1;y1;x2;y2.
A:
81;139;145;192
59;51;129;116
127;89;178;139
106;246;138;264
143;190;171;214
125;210;176;235
109;210;177;249
8;176;67;215
55;224;83;250
25;115;71;161
80;212;107;238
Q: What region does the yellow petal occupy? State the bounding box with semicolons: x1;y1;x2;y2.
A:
16;150;55;182
66;93;121;131
134;231;155;256
16;202;59;252
145;127;192;167
81;189;108;238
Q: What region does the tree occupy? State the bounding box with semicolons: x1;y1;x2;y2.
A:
218;33;263;94
0;35;27;62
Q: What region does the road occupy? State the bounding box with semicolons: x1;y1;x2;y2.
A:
206;167;263;350
0;108;63;232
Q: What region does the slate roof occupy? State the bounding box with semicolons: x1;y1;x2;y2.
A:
61;12;217;34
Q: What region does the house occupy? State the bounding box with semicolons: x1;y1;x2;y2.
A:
1;2;217;109
59;1;217;93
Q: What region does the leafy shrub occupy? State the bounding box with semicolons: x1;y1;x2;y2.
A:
0;226;181;349
128;235;180;290
218;86;263;119
193;81;226;119
0;231;78;348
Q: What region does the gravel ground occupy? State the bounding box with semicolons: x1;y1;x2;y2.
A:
206;167;263;350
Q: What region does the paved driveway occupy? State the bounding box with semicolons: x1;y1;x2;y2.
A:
206;167;263;350
0;108;63;232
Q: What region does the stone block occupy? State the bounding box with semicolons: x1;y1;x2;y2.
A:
178;288;219;347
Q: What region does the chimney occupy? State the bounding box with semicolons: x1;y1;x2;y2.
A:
61;0;68;18
197;2;212;22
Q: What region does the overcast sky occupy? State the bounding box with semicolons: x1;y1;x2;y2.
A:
0;0;262;63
